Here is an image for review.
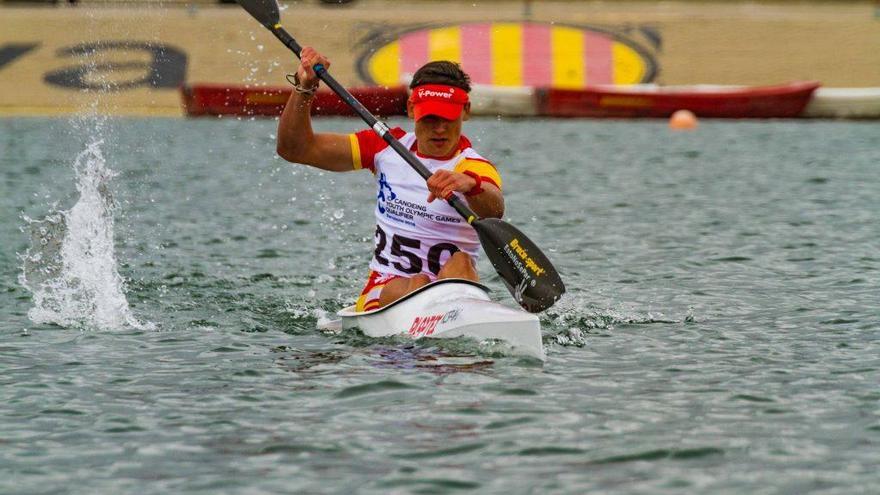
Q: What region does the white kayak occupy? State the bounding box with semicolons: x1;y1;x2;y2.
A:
321;279;545;361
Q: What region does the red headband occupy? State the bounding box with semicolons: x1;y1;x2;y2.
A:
409;84;469;121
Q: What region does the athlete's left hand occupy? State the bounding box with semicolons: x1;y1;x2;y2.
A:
426;170;478;202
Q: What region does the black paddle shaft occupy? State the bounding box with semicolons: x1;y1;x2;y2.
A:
270;26;480;223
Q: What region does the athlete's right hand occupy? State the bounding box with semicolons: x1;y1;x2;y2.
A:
297;46;331;90
427;169;478;202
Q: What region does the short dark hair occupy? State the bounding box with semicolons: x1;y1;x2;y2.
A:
410;61;471;93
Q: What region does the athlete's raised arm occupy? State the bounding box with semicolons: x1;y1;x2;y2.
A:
276;47;354;172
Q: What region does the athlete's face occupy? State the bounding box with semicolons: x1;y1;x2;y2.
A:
409;103;471;158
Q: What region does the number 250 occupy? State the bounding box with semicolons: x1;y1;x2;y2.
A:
373;226;459;275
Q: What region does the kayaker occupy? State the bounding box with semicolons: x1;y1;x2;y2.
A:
277;47;504;311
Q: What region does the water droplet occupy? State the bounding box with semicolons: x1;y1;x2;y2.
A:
333;209;344;220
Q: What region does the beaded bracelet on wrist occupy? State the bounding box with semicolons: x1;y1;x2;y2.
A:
286;73;319;96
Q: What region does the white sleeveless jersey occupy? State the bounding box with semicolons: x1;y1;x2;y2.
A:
349;128;502;280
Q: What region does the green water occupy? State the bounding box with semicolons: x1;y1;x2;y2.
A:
1;116;878;494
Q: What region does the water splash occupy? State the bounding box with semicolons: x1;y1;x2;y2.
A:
18;139;153;330
541;296;682;347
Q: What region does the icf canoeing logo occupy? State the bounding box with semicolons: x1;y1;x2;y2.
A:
377;172;396;214
357;21;659;88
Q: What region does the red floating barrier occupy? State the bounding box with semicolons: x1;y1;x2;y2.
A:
536;81;821;119
181;83;408;118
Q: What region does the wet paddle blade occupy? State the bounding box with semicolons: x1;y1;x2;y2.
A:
235;0;281;29
473;218;565;313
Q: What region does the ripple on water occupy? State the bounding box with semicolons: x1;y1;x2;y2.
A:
334;380;416;399
589;447;726;465
391;442;486;459
518;446;587;456
376;478;482;492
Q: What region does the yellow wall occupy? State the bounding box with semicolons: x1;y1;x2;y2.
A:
1;2;877;115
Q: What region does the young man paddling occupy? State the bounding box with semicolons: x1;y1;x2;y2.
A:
277;47;504;311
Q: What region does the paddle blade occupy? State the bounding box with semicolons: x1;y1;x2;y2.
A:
473;218;565;313
235;0;281;28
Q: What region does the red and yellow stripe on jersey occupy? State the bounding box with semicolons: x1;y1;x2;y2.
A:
348;127;407;173
453;158;502;191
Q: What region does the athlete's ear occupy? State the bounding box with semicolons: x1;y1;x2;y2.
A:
406;100;415;119
462;102;471;121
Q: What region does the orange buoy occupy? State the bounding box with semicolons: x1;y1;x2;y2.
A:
669;109;698;130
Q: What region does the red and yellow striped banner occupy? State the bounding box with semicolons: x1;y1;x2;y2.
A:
364;22;651;88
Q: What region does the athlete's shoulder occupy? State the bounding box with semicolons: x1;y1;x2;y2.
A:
455;137;502;188
350;127;408;172
353;126;407;148
458;138;494;166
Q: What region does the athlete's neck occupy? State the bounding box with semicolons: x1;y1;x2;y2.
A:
412;138;460;160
